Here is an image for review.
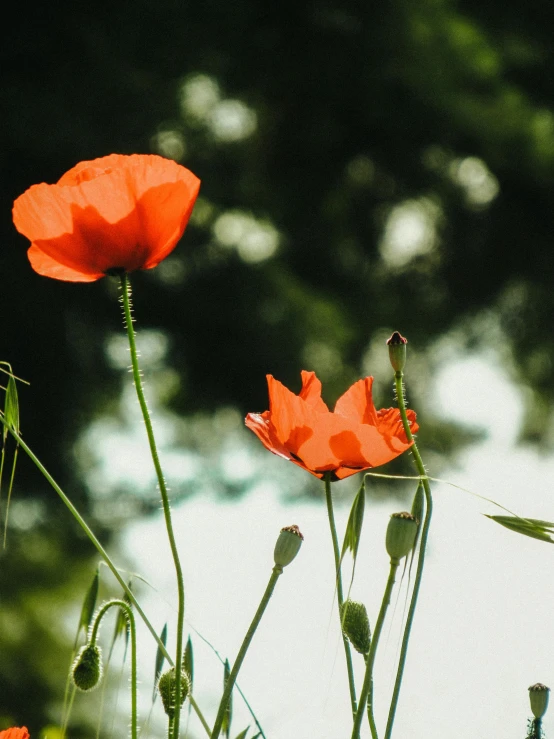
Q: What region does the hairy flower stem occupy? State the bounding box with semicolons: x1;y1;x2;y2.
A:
351;561;399;739
90;600;138;739
210;565;283;739
383;370;433;739
324;473;358;719
120;274;186;739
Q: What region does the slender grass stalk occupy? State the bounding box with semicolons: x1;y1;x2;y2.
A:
89;599;138;739
210;565;284;739
351;560;399;739
383;370;433;739
119;274;186;739
324;473;358;719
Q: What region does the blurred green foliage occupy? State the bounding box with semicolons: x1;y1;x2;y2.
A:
2;0;554;732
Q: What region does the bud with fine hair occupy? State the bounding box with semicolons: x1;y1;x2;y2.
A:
72;643;103;692
274;524;304;567
386;331;408;373
529;683;550;719
158;667;191;719
386;512;418;563
340;599;371;655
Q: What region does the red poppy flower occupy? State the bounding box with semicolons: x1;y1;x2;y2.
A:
245;371;418;480
12;154;200;282
0;728;30;739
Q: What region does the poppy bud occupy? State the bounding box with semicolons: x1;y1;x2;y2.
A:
72;643;103;692
529;683;550;719
340;599;371;655
386;332;407;373
158;667;191;719
274;524;304;567
386;512;418;563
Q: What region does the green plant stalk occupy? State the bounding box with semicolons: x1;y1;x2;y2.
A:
90;599;138;739
1;418;211;737
324;473;358;719
210;565;283;739
383;370;433;739
351;560;399;739
120;274;186;739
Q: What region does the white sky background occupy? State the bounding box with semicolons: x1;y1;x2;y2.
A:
116;353;554;739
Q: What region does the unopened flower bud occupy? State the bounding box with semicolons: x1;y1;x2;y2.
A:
72;643;103;692
274;524;304;567
340;599;371;655
529;683;550;719
386;512;418;563
158;667;191;719
386;332;407;373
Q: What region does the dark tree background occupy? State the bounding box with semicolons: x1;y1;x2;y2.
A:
2;0;554;733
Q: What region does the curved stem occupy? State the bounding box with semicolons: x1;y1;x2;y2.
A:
90;599;138;739
120;274;186;738
324;474;358;719
351;561;399;739
210;565;283;739
383;371;433;739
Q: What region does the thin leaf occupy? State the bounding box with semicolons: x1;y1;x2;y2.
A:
1;372;21;547
76;568;100;646
4;374;20;435
486;515;554;544
234;729;249;739
153;623;168;702
222;658;232;738
183;635;194;689
339;478;365;590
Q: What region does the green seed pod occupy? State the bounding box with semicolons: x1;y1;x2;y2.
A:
340;599;371;655
386;512;418;563
158;667;191;719
274;524;304;567
529;683;550;719
386;332;407;373
72;643;103;692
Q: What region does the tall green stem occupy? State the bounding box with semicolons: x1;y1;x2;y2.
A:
383;370;433;739
120;274;185;739
324;473;358;719
90;599;138;739
351;561;399;739
210;565;283;739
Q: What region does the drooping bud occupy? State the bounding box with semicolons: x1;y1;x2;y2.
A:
386;332;407;373
529;683;550;719
158;667;191;719
274;524;304;567
340;599;371;655
386;512;418;564
72;643;103;692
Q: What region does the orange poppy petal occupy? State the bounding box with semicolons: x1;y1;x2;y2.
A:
13;154;200;281
0;728;30;739
334;377;377;424
298;370;329;413
28;244;103;281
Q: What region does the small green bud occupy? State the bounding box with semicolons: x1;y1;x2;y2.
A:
274;524;304;567
72;643;103;692
386;512;418;563
529;683;550;719
158;667;191;719
340;599;371;655
386;331;407;373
